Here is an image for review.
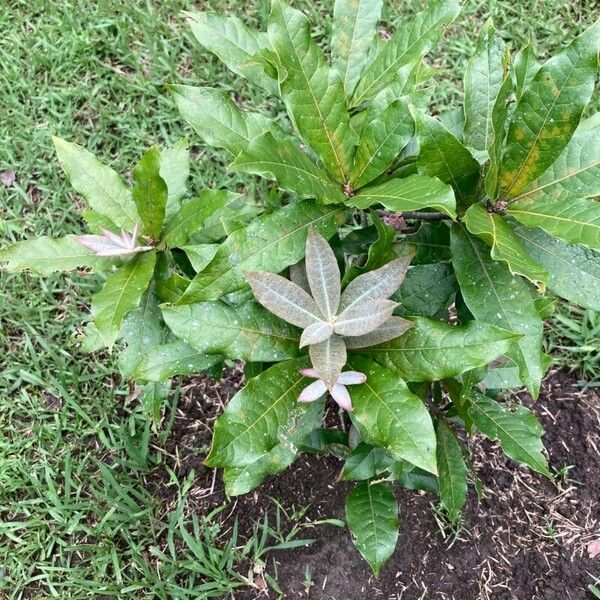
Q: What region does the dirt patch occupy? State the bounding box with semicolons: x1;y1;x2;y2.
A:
157;368;600;600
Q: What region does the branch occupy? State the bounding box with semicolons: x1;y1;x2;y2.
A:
398;211;450;221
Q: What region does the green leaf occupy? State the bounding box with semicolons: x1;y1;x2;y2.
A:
396;221;451;265
497;21;600;199
415;113;480;208
350;0;460;107
512;43;541;101
349;173;456;218
350;97;414;188
186;11;278;93
450;225;544;397
343;214;396;286
359;317;517;382
52;137;138;231
118;288;164;379
345;481;399;576
132;146;168;240
347;357;437;474
393;262;457;318
463;20;508;157
331;0;384;96
162;190;238;247
162;300;300;362
160;139;190;219
133;340;222;382
464;204;548;287
177;200;347;303
507;196;600;250
342;443;393;481
180;244;219;272
510;223;600;311
231;132;347;205
170;85;276;156
0;236;114;275
139;381;171;422
91;251;157;348
435;420;467;521
205;358;321;467
511;114;600;202
268;0;357;182
468;391;550;477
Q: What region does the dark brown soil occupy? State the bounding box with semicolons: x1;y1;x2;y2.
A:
159;368;600;600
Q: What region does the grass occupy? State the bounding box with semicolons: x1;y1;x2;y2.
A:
1;0;598;597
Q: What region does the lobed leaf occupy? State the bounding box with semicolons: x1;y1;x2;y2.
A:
177;200;346;303
350;173;457;218
162;300;300;362
451;225;544;397
359;317;518;382
497;20;600;198
345;481;399;576
464;204;548;287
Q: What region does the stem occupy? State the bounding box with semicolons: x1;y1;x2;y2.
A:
400;211;450;221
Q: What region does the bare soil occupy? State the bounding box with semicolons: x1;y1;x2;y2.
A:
160;368;600;600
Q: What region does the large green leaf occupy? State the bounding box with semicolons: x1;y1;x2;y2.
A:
132;147;168;240
118;288;164;379
393;263;457;318
160;140;190;219
331;0;384;96
177;200;346;303
359;317;517;382
464;204;548;286
435;420;467;521
396;221;451;265
91;251;157;348
463;20;508;157
170;85;276;156
53;137;138;231
512;43;540;101
497;21;600;199
268;0;357;182
186;11;277;93
350;97;414;189
508;196;600;250
349;173;456;218
416;113;480;208
342;443;393;481
468;391;550;477
345;481;399;576
205;358;321;467
230;132;347;205
133;340;222;382
510;223;600;311
511;114;600;202
0;236;114;275
162;190;238;248
350;0;460;107
347;357;437;474
162;300;300;362
451;225;544;398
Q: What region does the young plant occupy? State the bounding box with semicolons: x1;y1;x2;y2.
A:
2;0;599;577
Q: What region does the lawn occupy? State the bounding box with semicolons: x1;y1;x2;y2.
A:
1;0;598;598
